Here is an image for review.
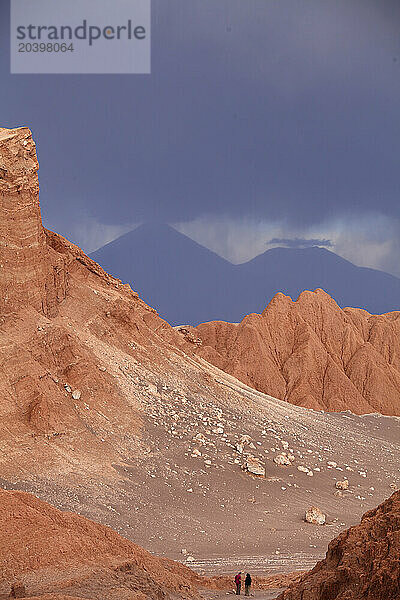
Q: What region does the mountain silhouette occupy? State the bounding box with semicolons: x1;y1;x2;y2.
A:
90;223;238;325
90;224;400;325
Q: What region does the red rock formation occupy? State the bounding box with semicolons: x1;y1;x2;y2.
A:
0;489;198;600
278;490;400;600
0;127;189;441
0;127;68;318
189;289;400;415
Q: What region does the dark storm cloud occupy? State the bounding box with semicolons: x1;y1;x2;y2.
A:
267;238;333;249
1;0;400;242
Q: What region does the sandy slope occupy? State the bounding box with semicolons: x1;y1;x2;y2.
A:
0;488;202;600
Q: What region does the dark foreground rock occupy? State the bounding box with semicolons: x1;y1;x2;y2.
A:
278;490;400;600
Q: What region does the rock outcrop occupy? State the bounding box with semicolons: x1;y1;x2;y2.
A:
279;490;400;600
0;127;68;318
9;581;26;598
188;289;400;415
0;127;187;438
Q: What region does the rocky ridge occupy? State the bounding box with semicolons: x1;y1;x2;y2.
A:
186;289;400;416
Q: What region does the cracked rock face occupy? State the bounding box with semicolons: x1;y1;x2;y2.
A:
280;490;400;600
190;289;400;416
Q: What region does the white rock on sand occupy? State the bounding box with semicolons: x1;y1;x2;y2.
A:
297;465;310;474
274;453;291;466
305;506;326;525
336;480;349;490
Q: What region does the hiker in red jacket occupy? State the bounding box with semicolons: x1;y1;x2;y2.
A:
235;572;242;595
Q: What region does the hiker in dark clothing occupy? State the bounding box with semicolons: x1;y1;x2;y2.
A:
245;573;252;596
235;572;242;595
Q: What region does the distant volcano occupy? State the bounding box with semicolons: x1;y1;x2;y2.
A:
91;223;400;325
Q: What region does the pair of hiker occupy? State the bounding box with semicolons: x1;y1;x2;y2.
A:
234;572;251;596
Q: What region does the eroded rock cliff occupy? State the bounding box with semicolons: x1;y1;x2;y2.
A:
189;289;400;415
0;127;69;317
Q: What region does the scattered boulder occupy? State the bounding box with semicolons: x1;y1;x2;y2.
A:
274;453;291;466
244;455;265;477
240;434;251;445
336;480;349;490
72;390;81;400
305;506;326;526
175;326;202;346
194;433;207;444
147;382;158;395
236;434;252;455
297;465;310;474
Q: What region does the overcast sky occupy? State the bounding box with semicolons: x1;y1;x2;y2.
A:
1;0;400;274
